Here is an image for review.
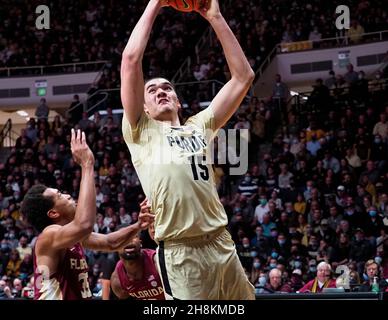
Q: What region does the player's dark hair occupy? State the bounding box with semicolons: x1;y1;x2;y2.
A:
21;185;54;233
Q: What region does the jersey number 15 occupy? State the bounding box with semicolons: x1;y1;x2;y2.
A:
189;155;209;181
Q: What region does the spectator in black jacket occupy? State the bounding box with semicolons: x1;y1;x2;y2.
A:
350;228;374;274
358;259;388;292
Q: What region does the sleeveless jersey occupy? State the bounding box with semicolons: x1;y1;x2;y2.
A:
115;249;164;300
34;242;92;300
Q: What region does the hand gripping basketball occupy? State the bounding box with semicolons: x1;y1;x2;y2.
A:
163;0;211;12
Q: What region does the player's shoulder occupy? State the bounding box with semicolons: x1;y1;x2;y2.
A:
142;248;157;263
142;248;156;257
38;225;62;241
35;225;63;253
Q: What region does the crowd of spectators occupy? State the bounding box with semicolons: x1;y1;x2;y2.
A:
0;0;207;81
2;1;387;85
0;65;387;298
185;0;388;86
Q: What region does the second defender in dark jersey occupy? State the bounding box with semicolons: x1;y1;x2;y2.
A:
110;231;164;300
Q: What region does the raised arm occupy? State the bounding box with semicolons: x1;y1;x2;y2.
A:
197;0;254;129
120;0;166;126
41;129;96;250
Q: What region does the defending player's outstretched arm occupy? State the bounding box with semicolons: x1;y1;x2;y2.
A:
196;0;254;129
120;0;168;127
82;199;154;251
40;129;96;250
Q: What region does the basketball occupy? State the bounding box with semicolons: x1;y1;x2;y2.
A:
167;0;210;12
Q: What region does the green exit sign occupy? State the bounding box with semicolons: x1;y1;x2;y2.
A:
37;88;47;96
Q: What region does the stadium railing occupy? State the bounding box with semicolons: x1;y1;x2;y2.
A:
254;29;388;82
79;79;228;117
0;61;108;78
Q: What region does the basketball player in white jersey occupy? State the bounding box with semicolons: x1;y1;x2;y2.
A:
120;0;255;299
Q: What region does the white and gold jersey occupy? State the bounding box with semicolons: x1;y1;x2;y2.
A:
122;107;228;242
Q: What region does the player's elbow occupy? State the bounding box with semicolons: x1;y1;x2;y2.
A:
234;68;255;87
121;52;141;66
244;68;255;85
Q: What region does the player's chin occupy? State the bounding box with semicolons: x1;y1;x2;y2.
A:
158;102;176;112
121;252;140;260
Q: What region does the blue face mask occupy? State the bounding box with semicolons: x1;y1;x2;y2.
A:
253;262;261;269
244;176;252;183
269;263;277;269
369;210;377;217
375;256;382;265
278;239;286;245
250;251;258;258
260;199;267;206
294;261;302;269
258;276;267;286
309;266;317;273
271;252;279;259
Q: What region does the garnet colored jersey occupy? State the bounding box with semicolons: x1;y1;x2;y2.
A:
115;249;164;300
34;242;92;300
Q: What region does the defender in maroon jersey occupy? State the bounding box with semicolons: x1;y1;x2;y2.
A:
21;129;154;300
110;232;164;300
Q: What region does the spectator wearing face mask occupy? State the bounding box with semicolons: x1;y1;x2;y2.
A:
250;257;263;285
274;233;290;260
299;261;336;293
370;134;387;164
253;196;270;225
305;259;318;281
254;272;269;294
237;173;258;197
364;206;385;239
236;237;255;272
